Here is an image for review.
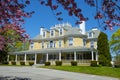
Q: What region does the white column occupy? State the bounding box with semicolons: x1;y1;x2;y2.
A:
24;53;26;63
34;53;37;65
7;55;9;62
15;54;17;62
96;52;98;61
91;51;94;61
59;51;61;61
46;53;48;62
74;51;76;61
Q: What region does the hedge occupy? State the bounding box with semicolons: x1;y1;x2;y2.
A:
71;61;77;66
29;62;34;66
55;61;62;66
11;61;16;65
90;61;98;67
45;62;51;66
20;61;25;65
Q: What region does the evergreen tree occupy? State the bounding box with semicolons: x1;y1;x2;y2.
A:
97;32;111;66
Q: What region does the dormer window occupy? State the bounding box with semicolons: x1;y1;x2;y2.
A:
59;28;63;36
50;30;54;37
88;32;93;38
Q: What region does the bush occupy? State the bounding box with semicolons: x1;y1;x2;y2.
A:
2;61;9;65
91;61;98;67
114;61;120;68
45;62;51;66
114;55;120;68
29;62;34;66
11;61;16;65
55;61;62;66
71;61;77;66
20;61;25;65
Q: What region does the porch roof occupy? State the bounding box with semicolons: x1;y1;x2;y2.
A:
9;47;97;55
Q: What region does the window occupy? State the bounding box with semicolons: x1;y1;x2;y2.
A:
59;40;62;47
43;31;46;38
90;41;94;48
50;41;53;48
30;42;34;49
42;41;44;48
54;42;56;48
50;30;54;36
59;28;63;36
83;39;86;47
47;43;49;48
88;32;93;38
68;37;73;46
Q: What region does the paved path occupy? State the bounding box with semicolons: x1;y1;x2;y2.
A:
0;66;119;80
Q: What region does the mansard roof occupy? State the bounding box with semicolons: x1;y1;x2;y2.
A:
32;23;101;41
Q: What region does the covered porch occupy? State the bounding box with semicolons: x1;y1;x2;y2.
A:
8;47;98;65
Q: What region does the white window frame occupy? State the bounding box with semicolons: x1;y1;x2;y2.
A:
43;31;46;38
68;37;73;46
54;42;56;48
83;39;86;47
59;40;62;47
46;43;49;48
59;28;63;36
50;30;55;37
88;32;93;38
30;42;34;49
90;41;94;48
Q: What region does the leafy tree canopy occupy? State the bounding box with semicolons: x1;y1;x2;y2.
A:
109;29;120;54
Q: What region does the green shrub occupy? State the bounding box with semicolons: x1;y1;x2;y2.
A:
71;61;77;66
114;61;120;68
2;61;9;65
114;55;120;68
29;62;34;66
11;61;16;65
91;61;98;67
55;61;62;66
20;61;25;65
45;62;51;66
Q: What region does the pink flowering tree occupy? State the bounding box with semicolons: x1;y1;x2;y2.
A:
40;0;120;30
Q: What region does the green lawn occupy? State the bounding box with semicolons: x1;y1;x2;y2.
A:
40;66;120;78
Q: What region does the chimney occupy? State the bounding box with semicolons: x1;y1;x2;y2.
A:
40;27;44;35
79;21;86;34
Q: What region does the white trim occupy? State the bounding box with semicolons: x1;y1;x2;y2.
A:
34;53;37;65
96;52;98;61
50;30;55;37
59;28;63;36
15;54;17;62
88;32;93;38
91;51;94;61
46;53;48;62
74;51;76;61
24;53;26;63
59;51;61;61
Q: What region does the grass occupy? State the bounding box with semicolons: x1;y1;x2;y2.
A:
40;66;120;78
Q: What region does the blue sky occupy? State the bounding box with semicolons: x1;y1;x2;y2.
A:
23;0;119;40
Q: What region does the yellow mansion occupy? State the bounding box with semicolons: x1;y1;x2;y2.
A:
9;22;100;65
